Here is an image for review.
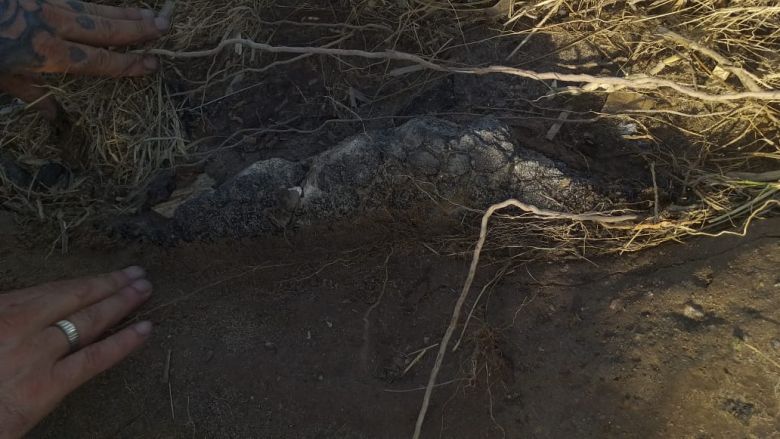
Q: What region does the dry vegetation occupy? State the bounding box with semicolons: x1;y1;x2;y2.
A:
0;0;777;254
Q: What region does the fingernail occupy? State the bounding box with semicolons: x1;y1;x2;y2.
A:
130;278;153;296
154;16;170;32
134;321;153;336
140;8;155;19
122;266;146;280
143;56;159;71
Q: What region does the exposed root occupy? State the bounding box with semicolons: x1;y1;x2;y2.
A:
412;199;639;438
147;40;780;102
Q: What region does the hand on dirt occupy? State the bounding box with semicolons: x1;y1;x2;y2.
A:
0;0;171;119
0;267;154;438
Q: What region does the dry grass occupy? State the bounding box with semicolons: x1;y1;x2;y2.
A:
0;0;777;255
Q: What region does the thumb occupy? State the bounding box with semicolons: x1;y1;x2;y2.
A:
0;74;61;121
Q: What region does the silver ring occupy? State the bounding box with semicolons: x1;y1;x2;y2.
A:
54;319;80;352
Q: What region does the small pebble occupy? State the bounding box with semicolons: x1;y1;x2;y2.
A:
683;303;705;321
771;339;780;351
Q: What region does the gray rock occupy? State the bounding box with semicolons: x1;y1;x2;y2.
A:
409;150;440;175
169;117;601;240
445;153;470;176
396;118;459;149
721;398;754;425
299;116;596;222
173;158;306;239
309;136;383;191
471;142;510;173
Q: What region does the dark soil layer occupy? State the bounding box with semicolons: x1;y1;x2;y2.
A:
2;217;778;438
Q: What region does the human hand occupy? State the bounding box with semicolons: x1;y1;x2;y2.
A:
0;0;172;119
0;267;154;438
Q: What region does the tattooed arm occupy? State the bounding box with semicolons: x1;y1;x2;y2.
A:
0;0;170;119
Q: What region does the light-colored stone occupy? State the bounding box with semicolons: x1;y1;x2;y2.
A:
683;303;705;321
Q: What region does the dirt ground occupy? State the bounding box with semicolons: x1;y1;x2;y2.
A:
1;214;778;439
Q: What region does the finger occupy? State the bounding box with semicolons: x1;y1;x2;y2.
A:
39;3;169;46
41;279;153;359
54;321;152;394
0;73;60;120
29;33;159;77
19;266;146;331
47;0;156;21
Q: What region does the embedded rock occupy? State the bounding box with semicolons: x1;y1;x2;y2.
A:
166;117;600;240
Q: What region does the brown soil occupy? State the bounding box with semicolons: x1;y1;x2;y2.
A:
2;216;778;439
